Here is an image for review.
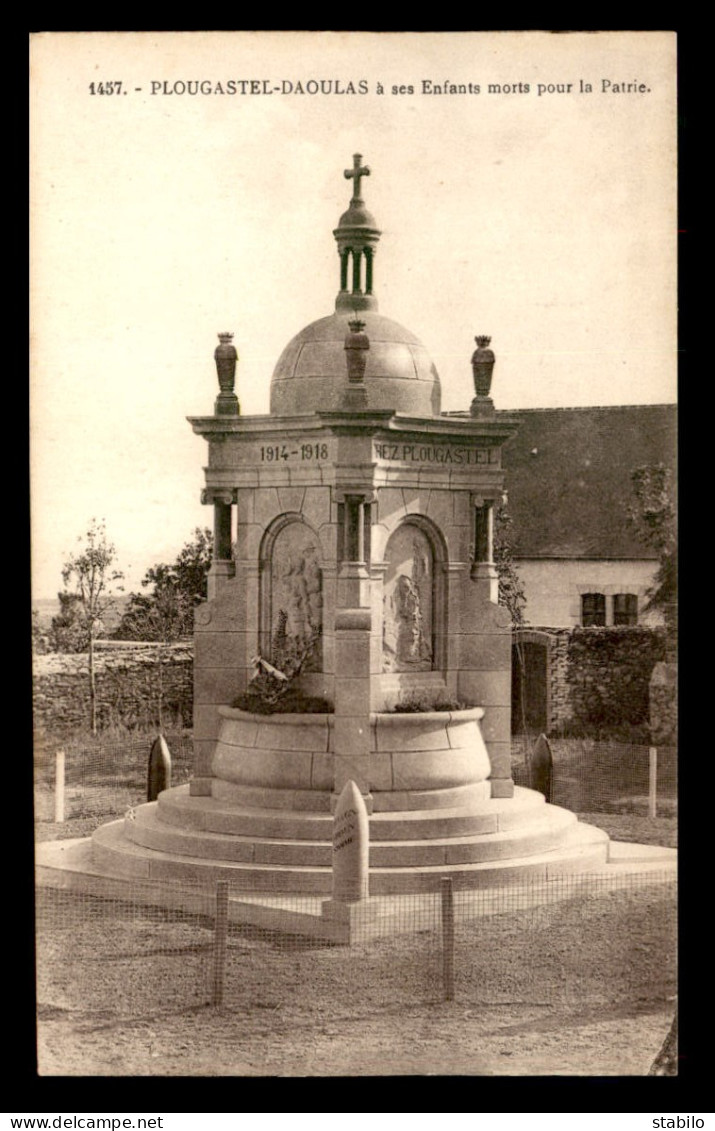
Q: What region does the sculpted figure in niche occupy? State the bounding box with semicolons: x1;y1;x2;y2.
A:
388;574;431;669
382;526;434;673
270;528;323;672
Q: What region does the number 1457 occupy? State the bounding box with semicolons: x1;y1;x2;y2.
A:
89;82;123;95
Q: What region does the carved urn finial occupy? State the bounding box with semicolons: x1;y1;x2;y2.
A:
342;317;370;408
214;332;240;416
470;335;496;416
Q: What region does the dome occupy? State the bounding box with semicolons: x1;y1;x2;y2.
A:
337;202;378;229
270;311;442;417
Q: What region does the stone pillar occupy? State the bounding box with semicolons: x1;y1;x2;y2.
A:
474;501;491;563
456;571;514;798
364;246;374;294
345;496;365;561
339;248;349;292
333;608;373;808
336;492;372;609
214;499;232;560
351;247;362;294
203;490;235;600
470;495;498;602
333;485;374;805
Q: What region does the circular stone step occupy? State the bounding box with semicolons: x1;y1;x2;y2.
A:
91;818;609;894
157;784;546;840
126;800;577;867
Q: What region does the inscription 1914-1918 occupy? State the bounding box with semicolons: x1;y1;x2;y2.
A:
261;442;330;462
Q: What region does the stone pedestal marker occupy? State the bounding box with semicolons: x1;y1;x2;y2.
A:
322;779;378;940
147;735;171;802
530;733;553;803
331;779;369;902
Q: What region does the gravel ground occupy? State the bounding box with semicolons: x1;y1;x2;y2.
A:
35;881;677;1077
33;755;678;1077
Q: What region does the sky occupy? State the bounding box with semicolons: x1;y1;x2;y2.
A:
30;31;677;599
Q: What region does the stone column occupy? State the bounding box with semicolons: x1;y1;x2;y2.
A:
214;499;232;560
364;246;374;294
337;493;372;609
203;489;236;600
351;247;362;294
333;488;374;808
470;495;498;602
345;495;365;561
333;609;373;808
339;248;349;292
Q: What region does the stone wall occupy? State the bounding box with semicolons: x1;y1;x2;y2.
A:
34;627;671;745
534;627;571;729
517;625;668;738
33;643;194;738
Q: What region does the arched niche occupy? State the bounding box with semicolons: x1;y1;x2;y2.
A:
260;516;323;673
381;517;446;674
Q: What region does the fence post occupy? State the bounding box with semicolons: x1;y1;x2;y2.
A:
649;746;658;819
212;880;229;1007
441;877;455;1002
54;750;65;823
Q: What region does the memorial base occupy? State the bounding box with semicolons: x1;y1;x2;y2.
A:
320;897;381;943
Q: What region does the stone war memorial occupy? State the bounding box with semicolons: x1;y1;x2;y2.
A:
40;153;638;939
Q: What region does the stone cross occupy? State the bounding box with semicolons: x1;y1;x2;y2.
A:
344;153;370;201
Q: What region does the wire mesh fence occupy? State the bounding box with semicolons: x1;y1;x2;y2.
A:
34;730;193;831
448;873;677;1010
36;871;676;1026
34;733;677;835
33;729;678;1074
511;737;677;819
35;882;216;1019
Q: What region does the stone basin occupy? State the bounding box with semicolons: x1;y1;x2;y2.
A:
211;706;492;807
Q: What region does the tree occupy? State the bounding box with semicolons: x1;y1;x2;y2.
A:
31;608;50;654
493;499;527;629
493;498;530;739
113;527;213;642
49;592;89;653
56;518;124;733
627;464;677;649
112;528;212;728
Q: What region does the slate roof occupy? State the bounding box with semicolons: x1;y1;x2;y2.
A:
498;404;677;559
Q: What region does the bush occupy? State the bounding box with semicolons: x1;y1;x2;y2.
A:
549;718;653;744
390;692;467;713
565;626;665;737
232;688;333;715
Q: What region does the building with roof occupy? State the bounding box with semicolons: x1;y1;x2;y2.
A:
500;403;676;629
490;402;676;734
